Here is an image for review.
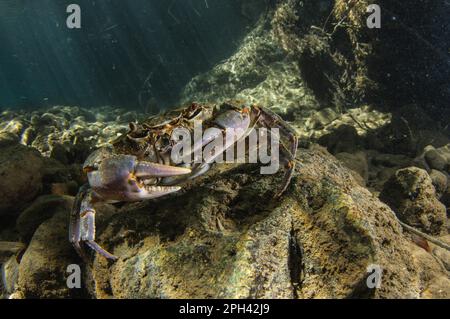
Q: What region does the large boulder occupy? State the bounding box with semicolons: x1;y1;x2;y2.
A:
15;196;83;299
80;146;447;298
0;135;45;218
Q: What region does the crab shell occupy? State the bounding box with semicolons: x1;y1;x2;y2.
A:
70;102;298;260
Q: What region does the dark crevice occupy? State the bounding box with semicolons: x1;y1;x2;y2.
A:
288;226;303;299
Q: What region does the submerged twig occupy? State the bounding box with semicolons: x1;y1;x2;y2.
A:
398;220;450;251
347;112;369;132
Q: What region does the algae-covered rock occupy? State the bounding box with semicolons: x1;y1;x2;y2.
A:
3;146;447;299
429;169;448;199
15;201;83;299
0;142;45;217
80;146;447;299
380;167;447;236
180;16;319;117
408;239;450;299
420;145;450;173
16;195;74;242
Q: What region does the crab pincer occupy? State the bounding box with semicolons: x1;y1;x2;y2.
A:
70;148;191;261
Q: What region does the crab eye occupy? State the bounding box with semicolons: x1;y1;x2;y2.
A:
161;136;170;145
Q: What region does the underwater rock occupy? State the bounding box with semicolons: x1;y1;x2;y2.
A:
78;146;447;298
180;18;319;117
424;147;447;172
334;151;368;186
0;106;132;163
428;169;448;200
0;142;45;217
419;145;450;173
15;201;83;299
0;131;19;147
380;167;447;236
431;235;450;272
408;239;450;299
3;146;447;299
16;195;74;242
317;124;361;154
179;3;392;143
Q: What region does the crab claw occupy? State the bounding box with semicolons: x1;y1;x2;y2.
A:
134;162;191;178
84;148;191;202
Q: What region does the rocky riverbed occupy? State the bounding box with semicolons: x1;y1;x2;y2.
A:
0;102;448;299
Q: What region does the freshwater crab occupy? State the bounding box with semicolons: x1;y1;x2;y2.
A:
70;101;298;260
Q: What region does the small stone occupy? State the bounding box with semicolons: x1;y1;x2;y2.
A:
19;127;35;146
1;256;20;296
116;111;137;123
424;147;447;171
429;169;448;199
50;183;70;196
49;143;70;165
308;108;339;129
380;167;447;235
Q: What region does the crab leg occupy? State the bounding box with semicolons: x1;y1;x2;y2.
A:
69;184;87;260
256;107;299;197
81;210;118;260
70;184;118;260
